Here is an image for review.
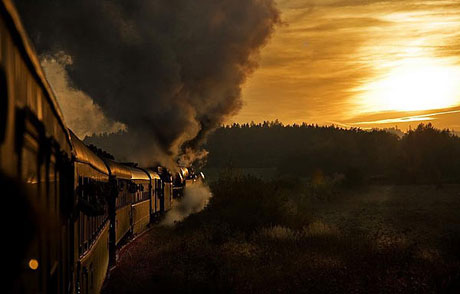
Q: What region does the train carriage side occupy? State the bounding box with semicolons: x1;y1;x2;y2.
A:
158;167;174;211
69;131;110;294
103;159;134;264
0;1;74;293
145;168;162;218
129;166;151;235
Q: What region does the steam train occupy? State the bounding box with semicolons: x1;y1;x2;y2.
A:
0;1;202;293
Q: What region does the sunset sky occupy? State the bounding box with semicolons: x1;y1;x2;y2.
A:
233;0;460;131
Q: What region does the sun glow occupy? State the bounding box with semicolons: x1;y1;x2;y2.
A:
356;58;460;113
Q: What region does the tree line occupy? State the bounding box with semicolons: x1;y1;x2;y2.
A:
204;122;460;185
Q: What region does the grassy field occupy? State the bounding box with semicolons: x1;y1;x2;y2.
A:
103;176;460;293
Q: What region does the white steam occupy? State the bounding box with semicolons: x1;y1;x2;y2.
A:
41;54;126;138
161;182;212;226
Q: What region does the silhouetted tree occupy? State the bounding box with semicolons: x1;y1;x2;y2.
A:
204;122;460;184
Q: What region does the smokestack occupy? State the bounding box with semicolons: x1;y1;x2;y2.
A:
15;0;280;167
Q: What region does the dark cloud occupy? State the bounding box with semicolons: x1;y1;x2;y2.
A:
15;0;280;167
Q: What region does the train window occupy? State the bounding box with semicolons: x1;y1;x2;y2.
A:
0;66;7;143
20;136;38;184
128;182;137;193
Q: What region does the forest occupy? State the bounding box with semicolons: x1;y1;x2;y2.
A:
204;122;460;185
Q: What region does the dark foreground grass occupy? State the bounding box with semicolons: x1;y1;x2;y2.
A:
103;175;460;293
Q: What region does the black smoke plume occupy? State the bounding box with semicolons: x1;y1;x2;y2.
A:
15;0;280;167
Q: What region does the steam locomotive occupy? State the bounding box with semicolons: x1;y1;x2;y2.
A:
0;1;202;293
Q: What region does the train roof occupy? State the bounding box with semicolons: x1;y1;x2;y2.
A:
0;0;71;152
128;166;150;181
104;159;132;180
69;131;109;176
145;168;161;180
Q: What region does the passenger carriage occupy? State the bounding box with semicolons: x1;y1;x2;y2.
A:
0;1;74;292
128;166;151;235
69;131;110;294
144;168;162;220
156;166;174;212
103;159;133;264
103;161;163;261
